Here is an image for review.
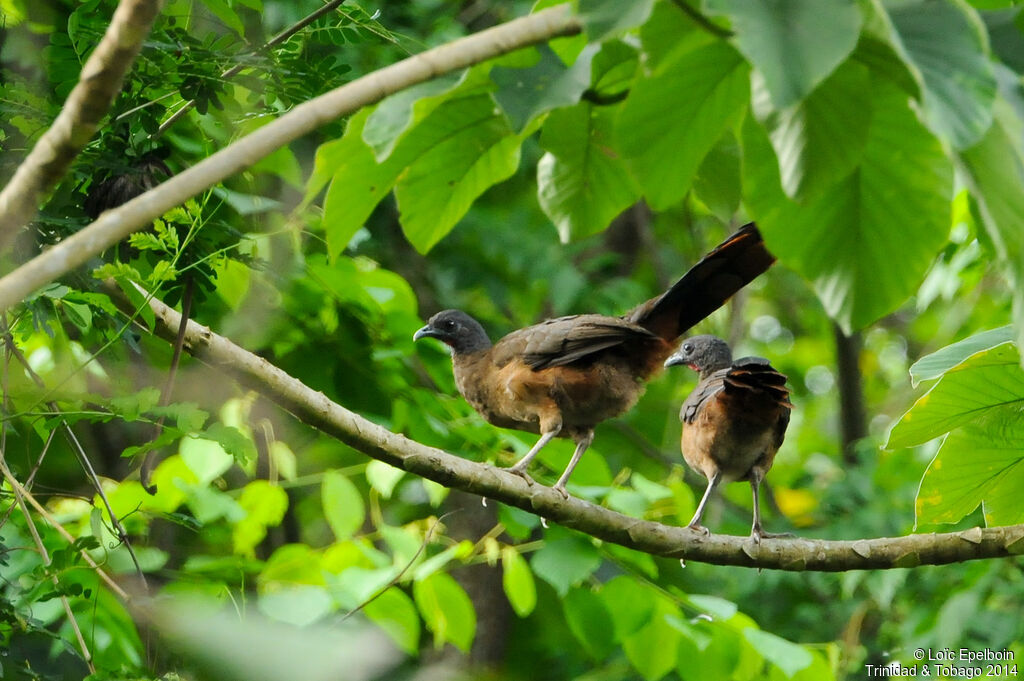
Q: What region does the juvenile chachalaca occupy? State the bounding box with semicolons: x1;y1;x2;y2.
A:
665;334;792;542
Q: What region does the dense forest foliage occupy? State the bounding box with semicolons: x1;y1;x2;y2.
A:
1;0;1023;679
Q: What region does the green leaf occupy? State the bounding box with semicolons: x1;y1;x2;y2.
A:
751;60;872;200
887;343;1024;449
363;587;421;655
492;44;594;131
365;460;405;499
917;413;1024;526
180;434;233;485
538;102;640;241
883;0;996;149
956;97;1024;356
623;599;682;681
320;110;403;259
394;94;522;253
108;387;161;421
617;36;749;209
909;325;1014;385
600;575;655;640
743;81;953;332
579;0;655;41
201;423;257;465
692;133;742;221
743;628;813;677
362;72;466;159
530;533;602;596
706;0;862;109
322;470;366;541
410;540;472;581
234;481;288;556
563;587;616;660
501;547;537;617
413;572;476;652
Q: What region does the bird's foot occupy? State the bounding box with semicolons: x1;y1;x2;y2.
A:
686;522;711;537
551;482;571;500
503;465;535;486
750;528;793;544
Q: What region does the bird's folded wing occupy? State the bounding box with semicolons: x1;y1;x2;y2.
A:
492;315;659;370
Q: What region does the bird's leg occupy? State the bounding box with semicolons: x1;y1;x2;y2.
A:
551;430;594;499
749;471;793;543
687;470;721;536
504;425;561;485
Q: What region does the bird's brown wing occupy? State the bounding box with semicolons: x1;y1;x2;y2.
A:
491;314;661;371
681;358;792;427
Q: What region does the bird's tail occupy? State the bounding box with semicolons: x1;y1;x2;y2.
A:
625;223;775;341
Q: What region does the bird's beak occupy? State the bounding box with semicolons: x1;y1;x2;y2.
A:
413;325;435;341
664;353;685;368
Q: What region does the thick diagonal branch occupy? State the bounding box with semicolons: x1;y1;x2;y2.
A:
0;5;580;311
0;0;162;244
115;287;1024;572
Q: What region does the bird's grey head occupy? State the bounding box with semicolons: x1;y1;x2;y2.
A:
413;309;492;355
664;334;733;374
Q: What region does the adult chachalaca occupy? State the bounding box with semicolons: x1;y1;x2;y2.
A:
413;223;774;498
664;334;792;542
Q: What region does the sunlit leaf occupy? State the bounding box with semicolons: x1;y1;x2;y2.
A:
530;532;602;596
909;325;1014;385
743;628;813;677
887;343;1024;449
413;572;476;652
322;470;366;540
363;587;421;655
501;547;537;617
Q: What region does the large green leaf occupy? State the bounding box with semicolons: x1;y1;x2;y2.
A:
491;44;594;131
751;60;872;200
743;81;953;332
362;72;467;159
909;325;1014;385
887;343;1024;449
957;93;1024;356
743;628;813;677
882;0;996;149
394;94;521;253
413;572;476;652
917;412;1024;526
617;36;750;209
706;0;863;109
537;102;641;241
579;0;655;41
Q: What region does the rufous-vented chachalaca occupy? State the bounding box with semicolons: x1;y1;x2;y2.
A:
413;223;774;498
664;334;792;542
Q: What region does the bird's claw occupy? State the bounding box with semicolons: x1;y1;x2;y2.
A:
686;522;711;537
750;528;793;544
504;465;535;486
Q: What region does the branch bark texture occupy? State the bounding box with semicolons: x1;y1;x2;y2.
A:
119;287;1024;572
0;5;580;312
0;0;163;244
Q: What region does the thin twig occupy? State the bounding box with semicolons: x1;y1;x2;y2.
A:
339;512;453;622
0;323;147;584
668;0;734;39
154;0;347;136
0;467;130;600
0;457;96;671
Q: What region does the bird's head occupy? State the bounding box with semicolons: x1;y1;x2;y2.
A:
664;334;732;375
413;309;492;355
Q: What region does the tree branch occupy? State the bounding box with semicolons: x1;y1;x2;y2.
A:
0;0;162;245
0;5;581;313
113;285;1024;572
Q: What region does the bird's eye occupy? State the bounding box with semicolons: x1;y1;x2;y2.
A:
442;319;457;331
683;343;693;353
